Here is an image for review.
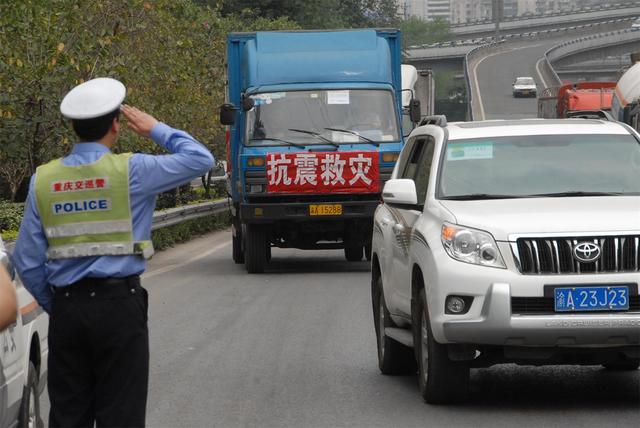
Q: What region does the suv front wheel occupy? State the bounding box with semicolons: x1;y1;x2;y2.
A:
416;289;469;404
372;275;416;375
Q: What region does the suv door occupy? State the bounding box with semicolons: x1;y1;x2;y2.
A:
388;135;436;315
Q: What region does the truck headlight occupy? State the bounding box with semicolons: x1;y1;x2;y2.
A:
382;152;399;163
247;156;265;167
441;223;505;268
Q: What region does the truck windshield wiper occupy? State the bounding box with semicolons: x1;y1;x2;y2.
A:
323;127;379;147
288;129;339;147
528;191;623;197
440;194;522;200
250;137;306;149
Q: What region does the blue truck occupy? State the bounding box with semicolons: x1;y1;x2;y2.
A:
220;29;418;273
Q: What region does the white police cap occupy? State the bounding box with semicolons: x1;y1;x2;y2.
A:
60;77;126;120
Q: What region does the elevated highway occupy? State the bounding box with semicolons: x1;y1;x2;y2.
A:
451;4;640;39
467;29;640;120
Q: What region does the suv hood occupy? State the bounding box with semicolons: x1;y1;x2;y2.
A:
438;197;640;241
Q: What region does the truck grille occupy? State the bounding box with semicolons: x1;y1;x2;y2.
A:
513;235;640;275
511;295;640;315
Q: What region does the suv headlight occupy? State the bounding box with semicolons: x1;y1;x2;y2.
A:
441;223;506;268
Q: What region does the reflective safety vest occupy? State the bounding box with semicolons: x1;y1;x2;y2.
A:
34;152;154;260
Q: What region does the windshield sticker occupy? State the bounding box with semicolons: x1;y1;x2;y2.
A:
327;90;350;105
447;143;494;161
331;131;359;143
252;93;286;105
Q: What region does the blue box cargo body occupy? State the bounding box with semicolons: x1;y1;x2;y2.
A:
224;29;404;272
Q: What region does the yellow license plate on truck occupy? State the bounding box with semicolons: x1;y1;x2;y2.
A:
309;204;342;216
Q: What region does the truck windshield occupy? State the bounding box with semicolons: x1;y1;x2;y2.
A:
438;134;640;199
245;89;400;146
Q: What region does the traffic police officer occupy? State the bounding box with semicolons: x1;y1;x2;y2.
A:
14;77;214;427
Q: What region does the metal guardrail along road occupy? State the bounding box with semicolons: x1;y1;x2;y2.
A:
151;199;229;231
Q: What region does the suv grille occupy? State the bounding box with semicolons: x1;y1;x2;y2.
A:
513;235;640;275
512;295;640;315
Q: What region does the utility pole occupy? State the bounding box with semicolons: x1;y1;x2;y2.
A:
493;0;504;38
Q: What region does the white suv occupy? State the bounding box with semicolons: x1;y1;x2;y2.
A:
0;239;48;428
371;118;640;404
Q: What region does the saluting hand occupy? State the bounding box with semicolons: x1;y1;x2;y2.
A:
122;105;158;138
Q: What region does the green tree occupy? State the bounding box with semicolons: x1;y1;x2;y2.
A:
0;0;296;201
217;0;398;28
398;16;452;50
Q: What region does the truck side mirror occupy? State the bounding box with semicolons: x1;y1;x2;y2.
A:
410;99;421;123
241;97;255;111
219;103;237;126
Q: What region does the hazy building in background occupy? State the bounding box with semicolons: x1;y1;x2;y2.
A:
401;0;637;23
398;0;451;21
503;0;518;17
518;0;537;15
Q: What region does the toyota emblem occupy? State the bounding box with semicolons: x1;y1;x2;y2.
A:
573;242;601;263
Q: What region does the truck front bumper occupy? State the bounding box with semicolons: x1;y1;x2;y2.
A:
240;200;380;223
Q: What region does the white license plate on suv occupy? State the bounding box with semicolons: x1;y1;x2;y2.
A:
554;285;629;312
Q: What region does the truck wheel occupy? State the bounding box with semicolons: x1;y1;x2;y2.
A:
372;276;416;375
244;224;266;274
416;289;469;404
344;244;363;262
232;226;244;264
18;362;41;428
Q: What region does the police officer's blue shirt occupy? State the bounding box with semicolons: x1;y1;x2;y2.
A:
14;123;214;313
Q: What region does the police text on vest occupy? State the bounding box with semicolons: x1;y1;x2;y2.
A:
52;199;112;215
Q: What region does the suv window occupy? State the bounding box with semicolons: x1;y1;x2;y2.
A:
400;137;435;204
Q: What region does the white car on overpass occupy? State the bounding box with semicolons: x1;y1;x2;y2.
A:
371;117;640;404
1;239;48;428
512;76;537;98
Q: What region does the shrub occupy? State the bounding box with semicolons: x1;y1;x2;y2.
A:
0;201;24;233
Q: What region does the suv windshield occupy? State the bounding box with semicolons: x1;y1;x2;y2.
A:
245;89;400;146
438;134;640;199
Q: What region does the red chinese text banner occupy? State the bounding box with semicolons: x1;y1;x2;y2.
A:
266;151;379;194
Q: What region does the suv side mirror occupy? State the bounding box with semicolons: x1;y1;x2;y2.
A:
382;179;418;206
219;103;237;126
409;99;421;123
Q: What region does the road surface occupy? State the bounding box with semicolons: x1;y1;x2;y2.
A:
40;230;640;427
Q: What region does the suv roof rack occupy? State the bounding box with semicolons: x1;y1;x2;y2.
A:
419;115;447;127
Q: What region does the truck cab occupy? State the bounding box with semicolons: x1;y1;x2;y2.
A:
612;62;640;131
221;29;416;273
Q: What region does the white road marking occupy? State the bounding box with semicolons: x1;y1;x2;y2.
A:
143;239;231;279
471;43;547;121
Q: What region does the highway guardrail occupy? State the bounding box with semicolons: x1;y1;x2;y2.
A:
151;199;229;231
540;27;640;90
